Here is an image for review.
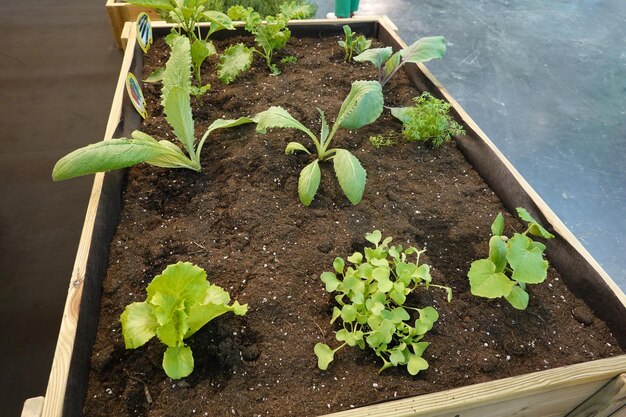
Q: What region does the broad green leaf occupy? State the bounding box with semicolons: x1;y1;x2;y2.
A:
407;354;429;375
253;106;317;140
340;304;358;322
333;149;367;205
314;343;335;370
336;329;360;346
412;341;430;356
353;47;393;69
280;2;317;19
468;259;515;298
365;230;382;246
365;298;385;315
155;308;190;347
162;36;192;105
507;234;548;284
144;66;165;83
321;271;340;292
401;36;446;64
347;252;363;264
191;39;215;69
298;160;321;206
186;301;248;338
120;302;158;349
201;10;235;31
336;81;384;129
164;86;195;156
383;51;402;78
354;37;372;54
367;319;395;348
196;116;255;157
52;137;189;181
505;285;529;310
489;235;508;272
389;347;406;365
491;212;505;236
333;257;345;274
285;142;311;155
372;266;393;292
163;345;194;379
125;0;174;11
389;106;412;124
146;262;209;307
414;264;431;283
218;43;253;84
516;207;555;239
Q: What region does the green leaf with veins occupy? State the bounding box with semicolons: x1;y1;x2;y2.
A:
336;81;384;129
401;36;446;64
298;160;321;206
218;43;253;84
333;149;367;205
491;212;504;236
507;234;548;284
163;346;194;380
468;259;515;298
314;343;335;370
505;285;529;310
516;207;555;239
353;47;393;69
253;106;316;138
489;235;508;272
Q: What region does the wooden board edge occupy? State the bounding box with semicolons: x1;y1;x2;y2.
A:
376;18;626;308
39;24;138;417
320;356;626;417
21;397;44;417
566;373;626;417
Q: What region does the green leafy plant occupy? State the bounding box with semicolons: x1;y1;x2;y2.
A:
389;92;465;148
279;0;318;19
120;262;248;379
368;132;396;149
252;80;384;206
52;36;253;181
227;6;292;75
218;43;254;84
338;25;371;61
315;230;452;375
354;36;446;87
468;208;555;310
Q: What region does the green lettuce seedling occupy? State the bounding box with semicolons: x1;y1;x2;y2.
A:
354;36;446;87
468;208;555;310
52;36;253;181
338;25;372;61
315;231;452;375
253;80;384;206
227;6;292;75
121;262;247;379
389;92;465;147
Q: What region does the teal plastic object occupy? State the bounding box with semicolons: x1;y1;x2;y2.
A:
335;0;350;17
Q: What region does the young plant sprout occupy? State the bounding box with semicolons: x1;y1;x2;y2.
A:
338;25;372;61
253;80;384;206
52;36;253;181
121;262;248;379
389;92;465;148
354;36;446;87
468;208;555;310
315;231;452;375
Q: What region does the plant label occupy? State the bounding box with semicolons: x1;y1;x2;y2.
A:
125;73;148;119
136;12;153;54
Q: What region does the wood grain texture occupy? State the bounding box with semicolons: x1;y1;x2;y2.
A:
566;374;626;417
106;0;159;48
21;397;44;417
39;24;139;417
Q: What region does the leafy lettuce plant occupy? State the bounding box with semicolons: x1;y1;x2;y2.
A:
52;36;253;181
390;92;465;147
468;208;555;310
338;25;372;61
279;0;318;19
354;36;446;87
315;231;452;375
227;6;292;75
253;80;384;206
121;262;248;379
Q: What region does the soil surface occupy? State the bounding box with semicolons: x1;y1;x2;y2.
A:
84;34;623;417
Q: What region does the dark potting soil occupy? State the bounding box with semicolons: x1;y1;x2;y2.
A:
84;35;623;417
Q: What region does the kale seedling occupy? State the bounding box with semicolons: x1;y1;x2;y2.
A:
227;6;292;75
389;92;465;148
338;25;372;61
315;231;452;375
279;0;318;19
120;262;248;379
253;80;384;206
354;36;446;87
468;208;555;310
52;36;253;180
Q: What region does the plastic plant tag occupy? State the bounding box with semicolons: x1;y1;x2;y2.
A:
125;73;148;119
136;12;153;54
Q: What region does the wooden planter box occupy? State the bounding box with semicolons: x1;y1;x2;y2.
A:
28;17;626;417
106;0;159;48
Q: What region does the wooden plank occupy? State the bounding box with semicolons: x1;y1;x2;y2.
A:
39;23;139;417
565;373;626;417
319;357;626;417
106;0;159;48
21;397;44;417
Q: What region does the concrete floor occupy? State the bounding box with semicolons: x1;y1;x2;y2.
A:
1;1;624;415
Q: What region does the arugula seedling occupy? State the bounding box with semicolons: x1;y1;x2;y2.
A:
338;25;372;61
52;36;254;181
121;262;248;379
252;80;384;206
315;231;452;375
389;92;465;148
354;36;446;87
227;6;292;75
468;208;555;310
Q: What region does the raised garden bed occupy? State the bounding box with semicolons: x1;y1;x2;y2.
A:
35;18;625;417
106;0;160;48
